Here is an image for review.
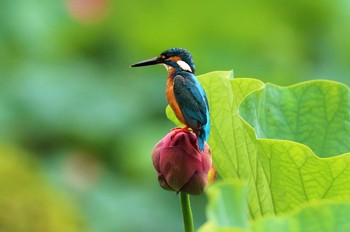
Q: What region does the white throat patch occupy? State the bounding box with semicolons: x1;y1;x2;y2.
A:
177;60;192;73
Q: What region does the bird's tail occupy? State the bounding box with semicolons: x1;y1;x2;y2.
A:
197;122;210;151
197;135;205;151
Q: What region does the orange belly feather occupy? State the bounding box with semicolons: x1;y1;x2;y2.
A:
166;77;186;125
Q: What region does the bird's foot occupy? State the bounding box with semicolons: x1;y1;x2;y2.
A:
171;126;190;132
170;126;191;139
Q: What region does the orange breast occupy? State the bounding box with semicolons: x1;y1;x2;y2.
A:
166;76;186;125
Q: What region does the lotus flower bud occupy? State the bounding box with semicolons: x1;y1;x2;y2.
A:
152;128;215;195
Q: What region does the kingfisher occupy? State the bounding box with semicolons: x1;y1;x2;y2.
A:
131;48;210;151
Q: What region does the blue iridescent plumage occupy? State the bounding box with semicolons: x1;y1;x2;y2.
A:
172;71;209;151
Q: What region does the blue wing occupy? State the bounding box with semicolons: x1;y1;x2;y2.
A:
173;73;210;150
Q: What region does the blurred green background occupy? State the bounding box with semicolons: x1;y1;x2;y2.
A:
0;0;350;231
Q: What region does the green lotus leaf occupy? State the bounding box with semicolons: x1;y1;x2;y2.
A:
239;81;350;158
166;71;350;231
200;181;350;232
205;181;248;229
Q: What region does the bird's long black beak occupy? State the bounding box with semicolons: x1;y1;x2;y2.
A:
130;56;163;67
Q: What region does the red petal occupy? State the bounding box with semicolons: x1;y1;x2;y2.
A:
157;174;175;191
199;143;212;172
152;140;164;172
181;171;208;195
159;146;201;191
151;128;213;194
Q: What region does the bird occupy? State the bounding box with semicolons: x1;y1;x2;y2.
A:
131;48;210;151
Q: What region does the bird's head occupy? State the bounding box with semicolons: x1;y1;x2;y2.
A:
131;48;195;74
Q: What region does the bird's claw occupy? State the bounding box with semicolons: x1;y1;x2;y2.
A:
170;126;191;139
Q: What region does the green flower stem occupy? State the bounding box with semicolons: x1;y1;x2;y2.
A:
180;192;194;232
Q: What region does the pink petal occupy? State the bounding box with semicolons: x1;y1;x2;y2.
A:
159;147;199;191
181;171;209;195
152;140;164;172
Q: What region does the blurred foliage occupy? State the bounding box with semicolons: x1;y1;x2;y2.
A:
0;0;350;231
0;145;84;232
